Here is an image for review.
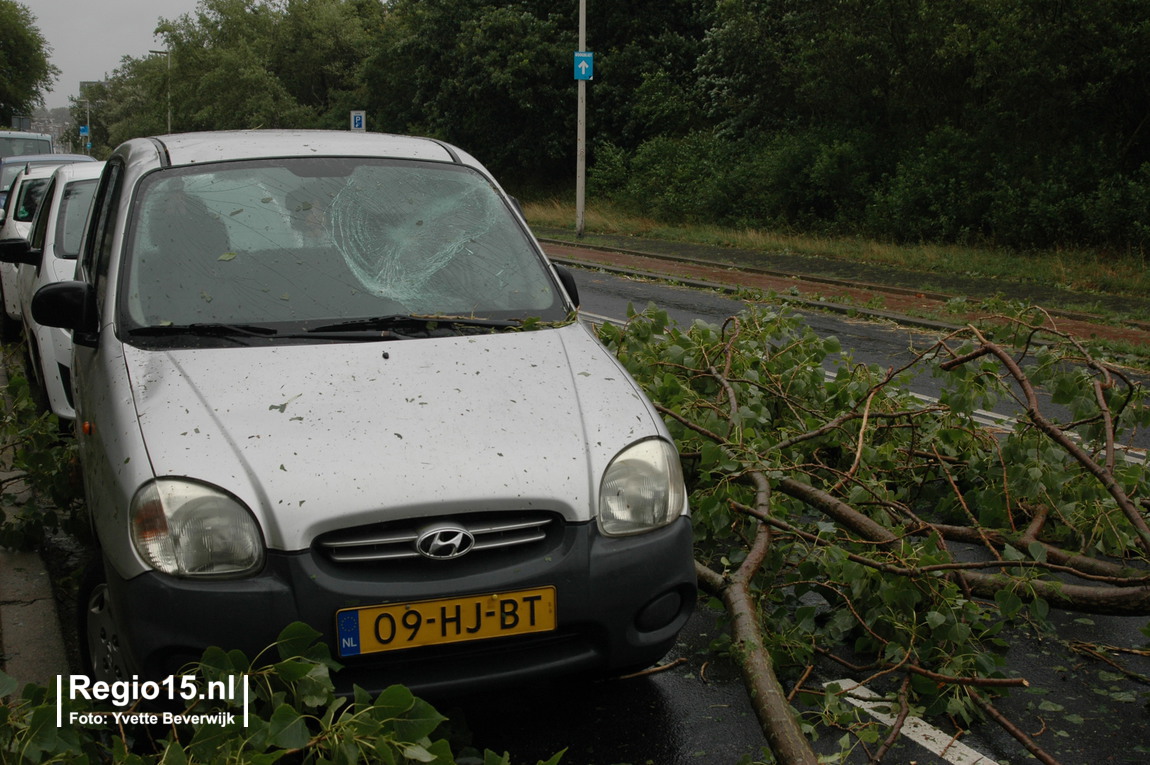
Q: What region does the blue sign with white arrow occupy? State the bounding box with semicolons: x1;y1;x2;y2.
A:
574;51;594;81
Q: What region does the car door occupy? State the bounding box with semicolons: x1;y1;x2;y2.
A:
71;158;150;564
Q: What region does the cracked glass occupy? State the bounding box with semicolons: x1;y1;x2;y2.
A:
121;157;564;333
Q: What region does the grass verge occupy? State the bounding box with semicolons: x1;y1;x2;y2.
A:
523;200;1150;301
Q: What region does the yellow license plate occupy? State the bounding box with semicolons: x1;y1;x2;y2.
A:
335;587;557;657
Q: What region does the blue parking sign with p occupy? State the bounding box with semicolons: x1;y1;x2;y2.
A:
350;110;366;132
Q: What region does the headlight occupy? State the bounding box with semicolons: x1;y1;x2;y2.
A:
598;438;687;536
130;479;265;577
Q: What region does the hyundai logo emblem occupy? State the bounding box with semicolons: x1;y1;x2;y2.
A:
415;526;476;560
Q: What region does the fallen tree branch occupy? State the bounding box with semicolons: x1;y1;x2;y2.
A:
941;327;1150;558
970;689;1063;765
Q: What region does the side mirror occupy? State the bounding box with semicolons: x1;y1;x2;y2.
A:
31;281;98;346
0;238;41;266
555;265;580;308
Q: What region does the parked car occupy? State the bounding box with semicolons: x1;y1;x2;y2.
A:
33;130;695;695
0;165;59;338
0;131;54;160
0;155;97;336
0;153;94;207
0;162;105;420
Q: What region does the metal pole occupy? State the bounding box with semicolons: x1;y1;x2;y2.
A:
166;51;172;133
576;0;586;237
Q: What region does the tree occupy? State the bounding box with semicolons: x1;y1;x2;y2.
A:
583;0;711;149
269;0;386;127
363;0;573;183
67;54;172;156
602;303;1150;761
155;0;314;132
0;1;58;124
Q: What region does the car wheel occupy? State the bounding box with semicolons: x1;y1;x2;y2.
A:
78;558;134;682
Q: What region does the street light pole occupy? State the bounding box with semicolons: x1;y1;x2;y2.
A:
149;49;172;133
576;0;587;237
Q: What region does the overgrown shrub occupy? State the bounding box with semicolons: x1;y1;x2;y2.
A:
593;124;1150;253
0;352;85;551
0;622;564;764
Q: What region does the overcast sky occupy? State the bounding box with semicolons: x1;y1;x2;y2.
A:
32;0;202;109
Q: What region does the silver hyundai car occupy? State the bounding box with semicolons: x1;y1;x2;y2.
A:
33;130;695;695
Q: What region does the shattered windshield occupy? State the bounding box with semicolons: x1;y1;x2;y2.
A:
120;157;565;336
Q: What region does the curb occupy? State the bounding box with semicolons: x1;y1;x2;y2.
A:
539;234;1150;334
547;251;962;335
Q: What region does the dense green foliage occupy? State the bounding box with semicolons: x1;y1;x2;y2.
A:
1;622;564;764
0;2;58;123
613;0;1150;252
600;303;1150;757
0;357;84;551
72;0;1150;250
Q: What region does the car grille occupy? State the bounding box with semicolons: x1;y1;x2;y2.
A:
316;511;556;564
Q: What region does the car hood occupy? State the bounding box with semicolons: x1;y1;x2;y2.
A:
123;322;661;551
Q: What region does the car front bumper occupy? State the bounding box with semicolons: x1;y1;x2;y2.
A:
103;516;695;696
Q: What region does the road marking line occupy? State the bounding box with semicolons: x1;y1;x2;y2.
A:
825;679;998;764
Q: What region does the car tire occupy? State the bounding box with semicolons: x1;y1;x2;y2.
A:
77;557;136;682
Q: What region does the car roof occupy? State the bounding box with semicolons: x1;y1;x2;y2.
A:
139;130;476;169
0;153;95;165
50;160;106;182
12;164;63;181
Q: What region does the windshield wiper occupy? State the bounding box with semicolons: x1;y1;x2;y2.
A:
308;314;521;334
129;322;280;338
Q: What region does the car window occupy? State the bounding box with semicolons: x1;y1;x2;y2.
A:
0;164;25;192
27;178;55;251
84;161;124;312
121;158;564;330
54;178;99;259
0;137;51;158
12;177;49;222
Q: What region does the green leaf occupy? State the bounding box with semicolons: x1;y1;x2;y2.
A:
268;703;311;750
402;743;438;763
276;621;324;660
0;669;18;698
1002;544;1026;561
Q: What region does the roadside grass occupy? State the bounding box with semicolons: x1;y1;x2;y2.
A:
524;199;1150;370
522;199;1150;300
